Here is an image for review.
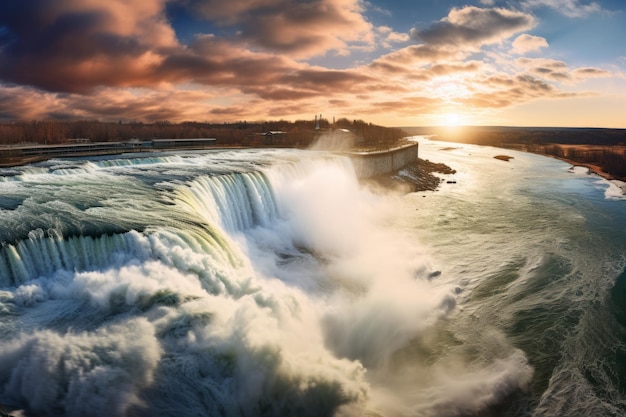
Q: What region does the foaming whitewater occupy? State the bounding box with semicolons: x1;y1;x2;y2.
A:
2;144;623;417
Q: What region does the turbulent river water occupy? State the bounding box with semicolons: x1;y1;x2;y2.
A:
0;138;625;417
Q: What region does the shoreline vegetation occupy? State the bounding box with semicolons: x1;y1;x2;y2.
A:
1;121;624;192
0;119;405;148
402;126;626;182
0;119;406;167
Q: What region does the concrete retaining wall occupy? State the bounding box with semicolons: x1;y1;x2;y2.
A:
346;143;418;178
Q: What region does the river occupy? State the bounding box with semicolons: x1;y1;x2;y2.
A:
0;139;624;416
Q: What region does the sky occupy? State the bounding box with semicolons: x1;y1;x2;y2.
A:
0;0;625;128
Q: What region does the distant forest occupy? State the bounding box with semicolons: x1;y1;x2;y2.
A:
404;126;626;180
0;119;406;150
403;126;626;147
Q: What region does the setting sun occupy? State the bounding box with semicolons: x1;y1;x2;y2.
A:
1;1;626;416
443;113;462;127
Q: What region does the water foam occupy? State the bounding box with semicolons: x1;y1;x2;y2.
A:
604;180;626;200
0;150;535;416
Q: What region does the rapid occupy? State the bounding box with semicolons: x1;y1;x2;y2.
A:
0;139;624;416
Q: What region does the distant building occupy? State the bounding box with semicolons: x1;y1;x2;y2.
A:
0;138;217;167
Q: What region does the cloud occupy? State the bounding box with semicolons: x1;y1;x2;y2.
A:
572;67;612;79
516;57;568;69
363;96;441;115
411;7;536;50
385;32;410;43
377;26;410;48
428;61;484;76
280;68;375;93
0;83;237;122
0;85;63;120
521;0;603;18
187;0;375;58
516;57;572;81
159;34;303;87
0;0;177;93
160;34;376;99
0;2;618;125
240;68;375;101
0;0;376;102
511;34;549;55
459;73;576;109
368;44;467;75
0;0;376;95
515;57;611;83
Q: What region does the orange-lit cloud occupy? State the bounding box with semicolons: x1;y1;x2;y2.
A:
0;0;176;93
511;34;549;55
571;67;612;79
516;58;612;83
0;1;622;127
377;26;411;49
0;85;221;121
188;0;374;58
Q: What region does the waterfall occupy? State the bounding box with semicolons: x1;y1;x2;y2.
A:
174;171;279;233
0;230;149;287
1;149;488;417
0;162;295;287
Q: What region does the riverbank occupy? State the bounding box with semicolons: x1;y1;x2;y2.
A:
558;157;626;196
504;144;626;196
501;143;626;182
543;154;614;180
404;126;626;182
365;158;456;192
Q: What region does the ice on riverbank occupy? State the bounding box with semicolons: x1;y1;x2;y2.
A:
604;179;626;200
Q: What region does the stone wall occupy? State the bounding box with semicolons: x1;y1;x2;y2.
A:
346;143;419;178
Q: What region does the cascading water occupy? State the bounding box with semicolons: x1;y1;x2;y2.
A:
0;144;624;417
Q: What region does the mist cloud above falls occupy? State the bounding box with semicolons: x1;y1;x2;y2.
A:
0;319;161;417
267;157;535;414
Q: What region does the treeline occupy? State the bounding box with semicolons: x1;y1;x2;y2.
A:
543;145;626;178
0;119;407;150
401;125;626;180
403;126;626;147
